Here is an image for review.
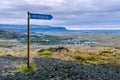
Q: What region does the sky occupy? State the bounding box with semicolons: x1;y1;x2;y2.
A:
0;0;120;30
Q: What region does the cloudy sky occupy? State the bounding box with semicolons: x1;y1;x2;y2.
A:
0;0;120;30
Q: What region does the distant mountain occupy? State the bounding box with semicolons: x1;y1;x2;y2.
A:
0;24;68;32
1;24;120;33
70;30;120;33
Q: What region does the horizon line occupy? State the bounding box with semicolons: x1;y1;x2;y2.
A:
0;24;120;30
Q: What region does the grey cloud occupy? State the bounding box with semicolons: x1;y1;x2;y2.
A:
0;0;120;28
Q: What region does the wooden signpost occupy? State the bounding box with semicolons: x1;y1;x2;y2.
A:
27;11;53;68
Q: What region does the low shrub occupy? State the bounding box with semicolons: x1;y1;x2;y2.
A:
38;47;69;53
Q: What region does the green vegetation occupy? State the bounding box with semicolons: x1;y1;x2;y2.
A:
74;53;97;61
99;49;113;54
19;64;38;73
39;50;52;55
19;35;63;45
73;48;120;67
0;45;13;48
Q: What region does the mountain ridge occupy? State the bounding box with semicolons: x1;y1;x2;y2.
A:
0;24;68;32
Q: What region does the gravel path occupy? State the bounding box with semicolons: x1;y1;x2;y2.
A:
0;56;120;80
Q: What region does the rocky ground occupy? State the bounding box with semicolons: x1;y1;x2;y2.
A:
0;55;120;80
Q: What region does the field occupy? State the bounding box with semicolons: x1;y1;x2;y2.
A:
0;31;120;80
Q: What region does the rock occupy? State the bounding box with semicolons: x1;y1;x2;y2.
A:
50;77;62;80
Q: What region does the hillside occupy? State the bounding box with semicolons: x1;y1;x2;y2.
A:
0;46;120;80
0;27;120;80
0;30;19;39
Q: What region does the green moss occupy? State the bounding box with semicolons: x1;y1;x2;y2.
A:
40;50;52;55
19;64;38;73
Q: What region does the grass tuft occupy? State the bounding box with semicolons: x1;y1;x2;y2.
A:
74;53;96;61
19;64;38;73
99;49;113;54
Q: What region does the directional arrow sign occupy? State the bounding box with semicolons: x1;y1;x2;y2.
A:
30;13;53;20
27;11;53;68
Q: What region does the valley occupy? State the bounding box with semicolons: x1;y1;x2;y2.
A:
0;25;120;80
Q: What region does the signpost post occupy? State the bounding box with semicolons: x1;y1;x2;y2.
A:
27;11;53;68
